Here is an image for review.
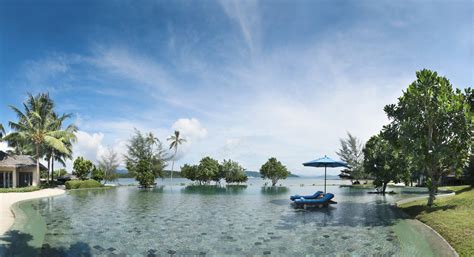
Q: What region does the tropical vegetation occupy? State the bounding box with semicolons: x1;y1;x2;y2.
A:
73;156;94;180
1;93;76;185
180;157;248;185
260;157;290;186
167;130;186;181
383;69;471;206
363;132;410;194
336;132;366;183
98;147;120;183
124;130;170;187
65;179;104;190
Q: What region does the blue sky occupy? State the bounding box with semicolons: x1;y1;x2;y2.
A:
0;0;472;175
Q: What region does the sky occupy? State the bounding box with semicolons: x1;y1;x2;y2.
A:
0;0;473;176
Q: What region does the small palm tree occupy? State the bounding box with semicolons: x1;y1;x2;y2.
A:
0;123;5;139
3;93;72;186
167;130;186;181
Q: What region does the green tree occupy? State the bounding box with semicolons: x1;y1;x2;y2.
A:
167;130;186;182
260;157;290;186
53;168;68;178
384;70;472;206
73;156;94;180
180;164;198;182
197;156;220;184
91;166;105;182
46;112;77;182
98;147;120;183
336;132;366;183
363;133;410;194
125;130;169;187
3;93;73;185
220;159;248;184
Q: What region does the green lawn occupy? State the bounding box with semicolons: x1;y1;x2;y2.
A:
399;185;474;257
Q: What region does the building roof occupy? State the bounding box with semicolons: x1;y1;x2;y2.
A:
0;151;46;169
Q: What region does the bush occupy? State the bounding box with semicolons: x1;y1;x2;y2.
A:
65;180;103;190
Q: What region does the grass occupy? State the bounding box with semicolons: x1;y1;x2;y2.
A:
398;185;474;257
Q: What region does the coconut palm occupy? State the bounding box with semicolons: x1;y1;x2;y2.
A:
167;130;186;181
3;93;72;185
0;123;5;138
45;112;77;182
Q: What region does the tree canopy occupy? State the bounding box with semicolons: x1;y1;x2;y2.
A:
124;130;170;187
336;132;366;182
384;69;472;205
260;157;290;186
363;133;410;194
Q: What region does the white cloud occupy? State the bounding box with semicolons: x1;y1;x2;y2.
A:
171;118;208;142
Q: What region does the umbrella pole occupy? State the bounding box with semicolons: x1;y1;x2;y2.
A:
324;165;327;194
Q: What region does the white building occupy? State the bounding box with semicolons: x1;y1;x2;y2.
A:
0;151;43;188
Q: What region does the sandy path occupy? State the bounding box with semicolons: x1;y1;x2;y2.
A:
0;188;65;235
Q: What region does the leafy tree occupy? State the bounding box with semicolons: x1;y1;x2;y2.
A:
98;147;120;183
73;156;94;180
221;159;248;184
336;132;366;183
167;130;186;181
363;133;410;194
384;70;471;206
180;164;198;182
260;157;290;186
53;168;68;178
197;156;220;184
3;93;73;185
91;166;105;182
125;130;170;187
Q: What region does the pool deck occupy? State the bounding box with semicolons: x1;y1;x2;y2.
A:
0;188;65;236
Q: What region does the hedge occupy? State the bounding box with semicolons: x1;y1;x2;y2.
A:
0;186;40;193
65;180;103;189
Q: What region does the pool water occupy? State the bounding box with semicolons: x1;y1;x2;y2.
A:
1;179;439;256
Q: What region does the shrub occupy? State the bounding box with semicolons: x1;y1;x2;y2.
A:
65;179;103;189
0;186;40;193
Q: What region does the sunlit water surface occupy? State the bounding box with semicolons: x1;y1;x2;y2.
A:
2;178;437;256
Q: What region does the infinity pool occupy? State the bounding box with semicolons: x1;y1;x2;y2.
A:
1;179;445;256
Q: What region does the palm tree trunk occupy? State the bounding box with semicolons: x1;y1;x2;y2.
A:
47;157;50;183
170;148;177;182
51;154;54;182
170;160;174;181
36;144;40;186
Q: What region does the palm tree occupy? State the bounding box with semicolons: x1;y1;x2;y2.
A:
3;93;72;186
167;130;186;181
45;112;77;182
0;123;5;139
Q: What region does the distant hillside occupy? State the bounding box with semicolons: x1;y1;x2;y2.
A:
245;171;299;178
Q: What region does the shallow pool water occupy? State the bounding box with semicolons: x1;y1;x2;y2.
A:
1;178;438;256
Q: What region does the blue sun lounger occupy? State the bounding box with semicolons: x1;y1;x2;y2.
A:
290;191;324;201
293;193;336;208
